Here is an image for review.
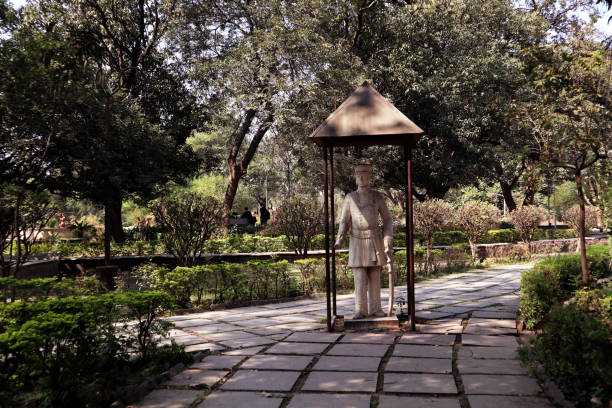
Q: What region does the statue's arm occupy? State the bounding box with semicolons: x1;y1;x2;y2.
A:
335;195;351;248
378;193;394;256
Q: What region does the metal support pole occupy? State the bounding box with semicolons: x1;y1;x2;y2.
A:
323;141;332;332
329;145;337;317
404;141;416;331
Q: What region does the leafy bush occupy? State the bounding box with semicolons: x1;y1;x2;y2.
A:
520;245;612;329
0;276;102;303
534;304;612;407
294;258;326;295
413;199;453;274
510;206;545;257
115;291;175;358
454;201;500;261
151;192;224;266
0;290;178;407
150;260;298;308
275;197;323;256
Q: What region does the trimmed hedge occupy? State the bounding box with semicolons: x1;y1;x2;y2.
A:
0;288;181;407
25;228;579;258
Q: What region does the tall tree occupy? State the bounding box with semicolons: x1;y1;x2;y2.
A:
176;0;363;217
525;35;611;284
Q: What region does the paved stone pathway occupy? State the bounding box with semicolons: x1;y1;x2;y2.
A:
133;264;554;408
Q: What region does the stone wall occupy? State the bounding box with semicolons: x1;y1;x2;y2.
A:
477;236;609;260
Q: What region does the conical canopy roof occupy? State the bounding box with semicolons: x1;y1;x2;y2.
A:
309;82;424;147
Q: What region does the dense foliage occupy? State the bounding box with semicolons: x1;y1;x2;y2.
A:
510;206;545;257
413;199;453;274
520;245;612;330
520;245;612;406
454;201;501;261
151;192;224;266
0;279;185;408
275;197;324;256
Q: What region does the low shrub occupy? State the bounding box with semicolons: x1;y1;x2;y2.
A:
150;260;298;308
0;276;102;303
534;303;612;407
0;290;179;407
520;245;612;330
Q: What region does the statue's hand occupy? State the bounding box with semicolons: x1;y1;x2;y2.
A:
334;239;343;249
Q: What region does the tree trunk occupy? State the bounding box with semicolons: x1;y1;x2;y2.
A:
575;171;589;286
223;111;274;220
104;201;111;266
224;167;243;224
11;190;24;278
108;196;124;242
500;181;517;212
425;237;432;275
468;239;478;263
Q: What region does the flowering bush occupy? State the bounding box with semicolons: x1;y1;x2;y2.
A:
454;201;500;261
510;206;544;257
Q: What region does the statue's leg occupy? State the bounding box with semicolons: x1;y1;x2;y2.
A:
367;266;383;316
353;267;368;319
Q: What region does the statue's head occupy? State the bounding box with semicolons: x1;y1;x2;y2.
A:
354;164;372;189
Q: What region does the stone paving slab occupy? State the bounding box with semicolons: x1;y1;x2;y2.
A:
221;370;300;391
165;369;227;387
416;311;455;320
276;322;327;331
216;314;254;322
463;326;517;335
312;356;381;372
202;330;261;341
378;396;461;408
198;391;284;408
219;337;277;349
265;342;329;355
222;346;264;356
302;371;378;392
168;336;210;346
327;343;389;357
467;318;517;328
462;375;542;395
240;354;313;370
247;327;293;336
419;324;463;334
185;343;226;353
287;393;371;408
135;389;201;408
232;318;285;328
340;332;396;344
385;357;452;374
191;355;244;370
272;314;321;322
457;359;525;375
284;332;341;343
393;344;453;359
188;323;241;333
471;311;517;319
458;346;518;360
461;334;518;347
384;373;457;394
468;395;554;408
399;333;455;346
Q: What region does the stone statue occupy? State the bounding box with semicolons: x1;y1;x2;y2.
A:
334;164;393;319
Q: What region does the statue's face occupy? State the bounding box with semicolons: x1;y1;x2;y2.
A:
355;171;371;188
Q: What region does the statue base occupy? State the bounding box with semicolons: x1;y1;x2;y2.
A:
343;315;399;330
